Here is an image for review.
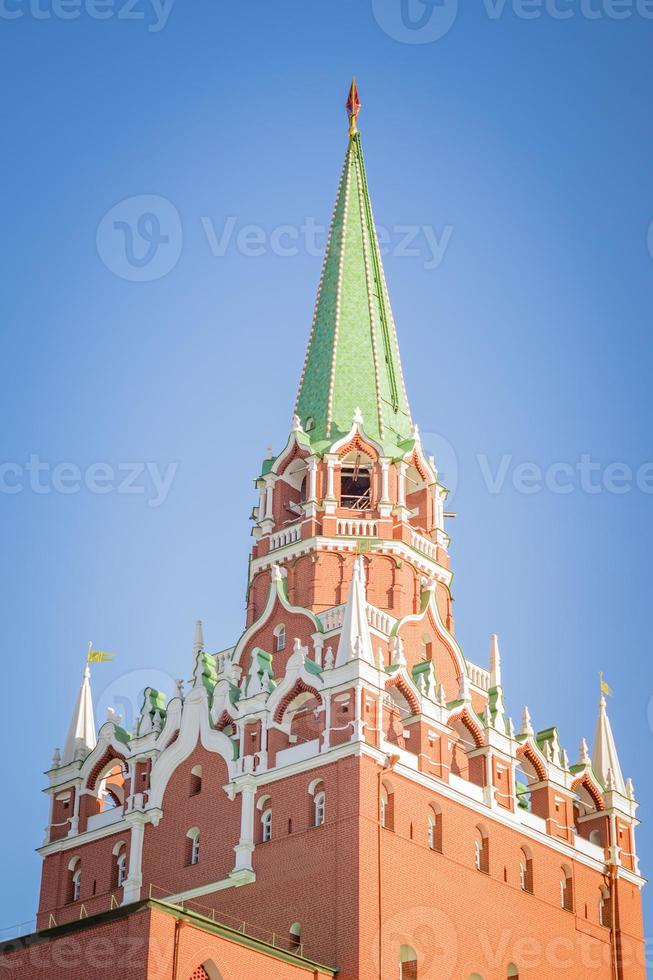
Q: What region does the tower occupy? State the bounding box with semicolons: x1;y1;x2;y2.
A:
4;83;645;980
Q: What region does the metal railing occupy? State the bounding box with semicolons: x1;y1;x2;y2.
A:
12;885;311;962
147;884;306;958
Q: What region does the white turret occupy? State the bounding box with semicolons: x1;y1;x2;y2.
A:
592;695;626;795
193;620;204;658
489;634;502;688
62;665;97;765
335;557;374;667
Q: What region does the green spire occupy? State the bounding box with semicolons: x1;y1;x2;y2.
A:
294;84;413;456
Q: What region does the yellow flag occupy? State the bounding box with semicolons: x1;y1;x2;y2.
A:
87;643;115;664
600;672;613;697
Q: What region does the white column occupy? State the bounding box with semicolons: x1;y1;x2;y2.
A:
122;814;147;904
324;455;338;515
313;634;325;668
326;457;336;499
264;477;275;520
380;459;390;502
352;684;365;741
322;694;331;752
397;462;407;508
232;776;257;873
307;457;318;502
68;783;82;837
378;458;392;518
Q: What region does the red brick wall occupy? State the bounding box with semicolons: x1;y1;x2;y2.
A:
2;905;334;980
141;742;241;900
38;830;130;928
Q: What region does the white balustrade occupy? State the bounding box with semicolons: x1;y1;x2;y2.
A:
270;524;301;551
410;529;438;562
336;518;377;537
467;663;490;692
319;602;394;636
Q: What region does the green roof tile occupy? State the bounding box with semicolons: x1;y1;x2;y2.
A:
295;128;413;456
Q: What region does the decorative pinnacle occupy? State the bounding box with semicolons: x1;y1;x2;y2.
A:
579;738;591;765
346;78;361;138
489;634;502;688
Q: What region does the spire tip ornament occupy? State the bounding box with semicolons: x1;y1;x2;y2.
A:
346;78;361;138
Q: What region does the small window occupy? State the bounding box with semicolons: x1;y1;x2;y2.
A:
428;805;442;853
507;967;519;980
190;765;203;797
117;849;127;888
380;784;394;831
71;866;81;902
474;826;489;874
262;808;272;843
274;625;286;653
599;887;612;928
400;945;418;980
560;865;573;911
187;828;200;866
314;791;326;827
305;416;315;432
519;847;533;894
289;922;302;951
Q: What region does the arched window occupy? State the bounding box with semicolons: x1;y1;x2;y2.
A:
469;974;484;980
589;829;602;846
96;761;126;812
507;964;519;978
289;922;302;952
69;857;81;902
427;803;442;853
519;846;533;894
274;625;286;653
262;808;272;843
380;782;394;831
474;825;489;874
599;886;612;928
190;764;203;797
189;965;224;980
314;790;326;827
112;841;127;888
560;865;574;911
399;944;418;980
187;827;200;866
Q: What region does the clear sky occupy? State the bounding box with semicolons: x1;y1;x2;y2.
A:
2;0;653;952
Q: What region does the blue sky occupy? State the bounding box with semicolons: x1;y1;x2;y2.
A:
2;0;653;952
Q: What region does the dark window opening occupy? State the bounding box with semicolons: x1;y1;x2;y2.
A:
340;459;371;510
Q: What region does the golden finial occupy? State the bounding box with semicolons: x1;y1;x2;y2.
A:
346;78;361;138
